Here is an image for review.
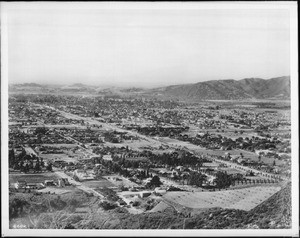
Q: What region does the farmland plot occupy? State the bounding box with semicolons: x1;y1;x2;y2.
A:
40;153;77;163
9;172;60;184
104;138;163;151
103;175;139;188
38;187;74;195
41;144;77;148
163;186;281;211
81;179;115;189
159;137;285;166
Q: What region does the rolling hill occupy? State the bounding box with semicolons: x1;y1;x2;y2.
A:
9;76;290;101
148;76;290;101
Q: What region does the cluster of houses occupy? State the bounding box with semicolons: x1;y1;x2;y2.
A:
220;109;290;132
9;100;83;126
8;94;290;202
9;146;54;174
176;132;284;153
9;128;73;147
10;178;71;192
124;124;189;137
10;95;290;141
9;123;139;154
51;96;181;125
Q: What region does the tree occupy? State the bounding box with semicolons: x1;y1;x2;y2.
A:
73;174;80;182
9;149;16;168
9;196;29;219
35;127;48;135
188;172;206;187
149;175;162;187
47;163;53;172
19;161;25;172
40;158;45;167
258;155;262;162
25;163;30;173
35;161;41;172
99;201;117;210
214;171;233;189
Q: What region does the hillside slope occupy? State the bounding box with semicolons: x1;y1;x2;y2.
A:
10;183;291;229
150;76;290;101
9;76;290;101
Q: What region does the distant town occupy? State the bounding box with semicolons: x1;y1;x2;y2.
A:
8;87;291;229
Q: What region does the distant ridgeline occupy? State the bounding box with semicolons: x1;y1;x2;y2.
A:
149;76;291;101
9;76;290;102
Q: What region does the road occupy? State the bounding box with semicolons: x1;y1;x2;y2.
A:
56;133;97;158
32;102;169;148
54;170;105;198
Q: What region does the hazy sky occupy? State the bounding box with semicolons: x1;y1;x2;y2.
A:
4;3;291;87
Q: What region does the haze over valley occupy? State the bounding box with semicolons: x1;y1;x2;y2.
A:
9;76;291;101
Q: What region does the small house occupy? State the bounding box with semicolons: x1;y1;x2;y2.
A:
16;180;27;189
44;180;57;186
139;191;152;198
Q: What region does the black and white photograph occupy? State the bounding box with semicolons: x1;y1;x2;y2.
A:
1;2;298;237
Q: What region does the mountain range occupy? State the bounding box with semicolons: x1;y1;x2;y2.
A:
148;76;290;101
9;76;290;101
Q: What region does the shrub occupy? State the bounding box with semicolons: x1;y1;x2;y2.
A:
99;201;117;210
132;201;140;207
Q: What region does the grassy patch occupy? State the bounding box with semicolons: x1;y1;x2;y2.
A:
9;173;60;184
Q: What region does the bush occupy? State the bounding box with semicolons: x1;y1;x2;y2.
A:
149;176;162;187
97;187;119;201
9;196;30;219
132;201;140;207
99;201;117;210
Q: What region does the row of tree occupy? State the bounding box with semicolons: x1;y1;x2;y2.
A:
9;149;53;172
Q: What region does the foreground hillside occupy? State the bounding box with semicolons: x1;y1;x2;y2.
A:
9;183;291;229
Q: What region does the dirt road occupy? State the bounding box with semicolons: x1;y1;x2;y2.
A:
54;171;104;198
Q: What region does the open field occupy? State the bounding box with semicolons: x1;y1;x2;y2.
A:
104;138;163;151
41;144;77;148
242;153;286;166
43;124;88;129
163;185;281;211
39;145;96;160
186;130;259;141
9;172;60;184
192;147;285;166
81;179;115;189
158;137;286;166
103;175;139;188
39;153;78;163
38;187;74;195
218;167;246;175
158;137;201;150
